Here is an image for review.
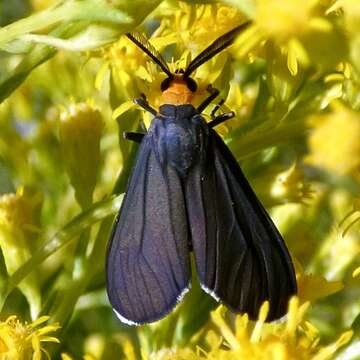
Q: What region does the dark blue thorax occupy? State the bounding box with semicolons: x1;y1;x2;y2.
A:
148;104;208;177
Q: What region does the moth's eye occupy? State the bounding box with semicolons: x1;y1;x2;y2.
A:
161;77;172;91
185;77;197;92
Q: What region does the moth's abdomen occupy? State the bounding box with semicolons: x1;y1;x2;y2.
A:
150;104;206;177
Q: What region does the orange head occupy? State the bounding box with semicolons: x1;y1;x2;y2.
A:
160;73;197;105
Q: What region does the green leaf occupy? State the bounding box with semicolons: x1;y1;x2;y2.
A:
0;0;132;48
0;23;71;103
0;0;163;103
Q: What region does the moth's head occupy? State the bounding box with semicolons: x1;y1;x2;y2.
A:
126;23;250;106
160;69;197;105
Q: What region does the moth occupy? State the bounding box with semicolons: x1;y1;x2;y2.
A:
106;23;297;325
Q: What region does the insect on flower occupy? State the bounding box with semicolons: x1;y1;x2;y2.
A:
106;23;297;325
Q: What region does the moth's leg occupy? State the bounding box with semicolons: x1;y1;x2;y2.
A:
210;98;225;118
209;111;235;128
197;85;220;113
123;132;145;143
133;94;157;116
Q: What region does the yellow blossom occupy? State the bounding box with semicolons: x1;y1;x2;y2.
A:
176;3;244;52
296;272;343;304
246;0;347;75
0;188;42;319
256;0;317;42
108;3;244;125
204;298;352;359
0;315;60;360
305;106;360;176
271;163;314;205
146;298;353;360
333;0;360;33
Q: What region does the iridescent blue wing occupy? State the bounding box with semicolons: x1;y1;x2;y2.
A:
106;134;191;325
186;130;297;321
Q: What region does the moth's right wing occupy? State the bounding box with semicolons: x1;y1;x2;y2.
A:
186;131;297;321
106;135;191;325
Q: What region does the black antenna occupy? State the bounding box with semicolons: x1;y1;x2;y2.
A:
183;21;251;78
126;32;173;78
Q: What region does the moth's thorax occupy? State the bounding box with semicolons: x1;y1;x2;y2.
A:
160;77;194;105
150;104;207;177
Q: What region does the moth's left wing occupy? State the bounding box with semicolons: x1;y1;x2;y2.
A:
106;135;191;325
186;130;297;321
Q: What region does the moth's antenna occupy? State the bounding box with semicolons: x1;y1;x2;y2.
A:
183;21;251;78
126;32;173;78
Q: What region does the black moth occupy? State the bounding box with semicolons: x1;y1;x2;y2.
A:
106;23;297;325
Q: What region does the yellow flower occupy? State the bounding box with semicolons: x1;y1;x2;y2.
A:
108;3;244;126
103;36;157;101
331;0;360;34
296;271;343;304
256;0;317;42
205;298;352;359
0;315;60;360
0;188;42;319
305;106;360;176
243;0;347;75
271;163;314;205
176;3;244;52
0;188;41;233
144;298;353;360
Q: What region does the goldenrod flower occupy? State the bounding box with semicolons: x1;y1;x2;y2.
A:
59;101;104;209
244;0;347;75
207;298;352;359
0;315;60;360
271;163;314;205
331;0;360;34
0;188;42;319
255;0;326;43
148;298;352;360
296;271;343;304
108;3;243;126
305;106;360;176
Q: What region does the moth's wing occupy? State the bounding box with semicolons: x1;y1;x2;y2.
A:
106;136;191;325
186;131;297;321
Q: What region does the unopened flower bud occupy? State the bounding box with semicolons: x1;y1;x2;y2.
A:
59;102;104;209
